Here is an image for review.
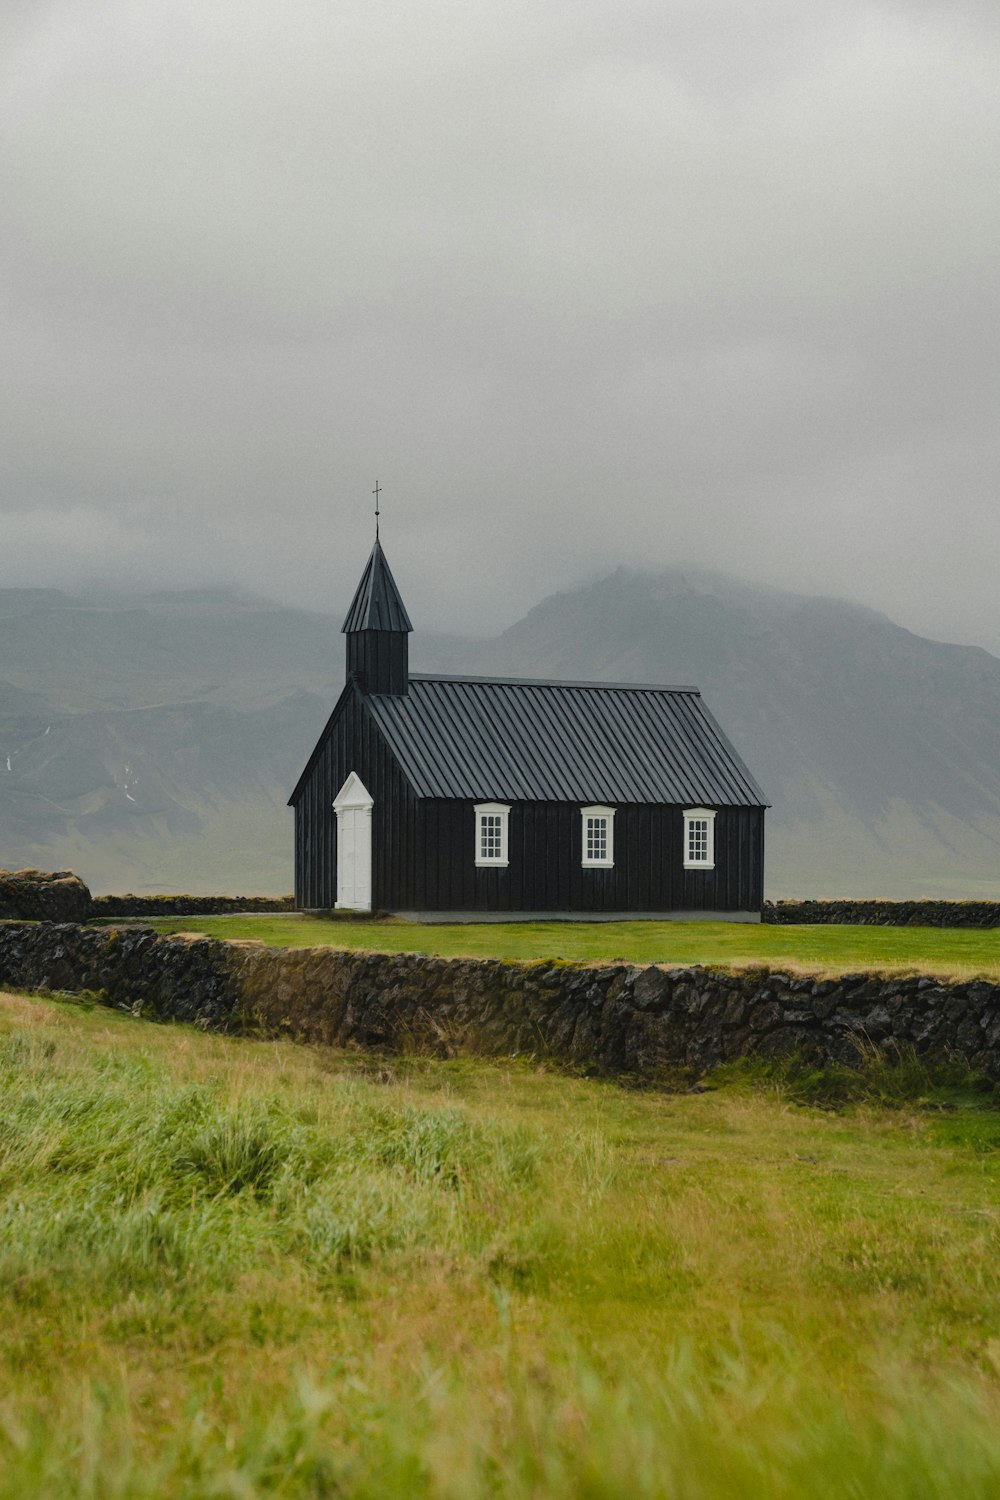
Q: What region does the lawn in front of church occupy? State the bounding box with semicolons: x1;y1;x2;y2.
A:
141;912;1000;981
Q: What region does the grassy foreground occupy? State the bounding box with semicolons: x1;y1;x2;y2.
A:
4;994;1000;1495
142;913;1000;980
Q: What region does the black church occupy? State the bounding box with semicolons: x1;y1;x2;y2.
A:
290;539;767;919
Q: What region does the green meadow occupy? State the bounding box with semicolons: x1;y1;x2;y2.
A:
142;913;1000;981
4;988;1000;1496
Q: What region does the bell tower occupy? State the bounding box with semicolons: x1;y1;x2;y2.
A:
342;538;413;695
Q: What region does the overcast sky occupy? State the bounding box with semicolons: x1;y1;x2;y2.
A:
2;0;999;647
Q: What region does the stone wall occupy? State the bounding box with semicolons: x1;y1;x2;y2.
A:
7;868;1000;928
0;869;295;920
764;899;1000;928
90;893;295;917
2;920;1000;1078
0;870;91;923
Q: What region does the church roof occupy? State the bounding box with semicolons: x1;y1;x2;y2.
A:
363;674;768;806
341;540;413;634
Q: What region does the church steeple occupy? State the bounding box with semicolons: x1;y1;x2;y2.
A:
342;539;413;695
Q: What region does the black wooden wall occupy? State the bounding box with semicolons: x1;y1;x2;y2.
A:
345;630;408;696
294;693;763;913
292;685;418;910
412;801;764;913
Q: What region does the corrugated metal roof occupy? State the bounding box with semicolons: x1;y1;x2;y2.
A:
364;674;768;806
341;540;413;634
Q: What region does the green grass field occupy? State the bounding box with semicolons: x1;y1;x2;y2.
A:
141;913;1000;980
5;988;1000;1496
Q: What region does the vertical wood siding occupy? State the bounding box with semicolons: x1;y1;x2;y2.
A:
411;801;763;913
345;631;409;697
293;689;417;910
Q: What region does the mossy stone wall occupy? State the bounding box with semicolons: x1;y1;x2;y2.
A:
764;900;1000;928
2;921;1000;1079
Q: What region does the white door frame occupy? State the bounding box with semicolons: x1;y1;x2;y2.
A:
333;771;374;912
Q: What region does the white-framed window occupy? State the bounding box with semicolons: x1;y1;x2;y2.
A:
683;808;716;870
474;802;510;867
581;805;615;867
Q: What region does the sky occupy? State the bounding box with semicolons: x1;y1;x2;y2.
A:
2;0;999;647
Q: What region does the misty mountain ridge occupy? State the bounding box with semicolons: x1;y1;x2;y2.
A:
453;568;1000;897
0;570;998;897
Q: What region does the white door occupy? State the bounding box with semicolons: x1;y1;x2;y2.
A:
333;772;374;911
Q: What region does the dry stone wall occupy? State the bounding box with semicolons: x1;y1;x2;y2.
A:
0;870;91;923
764;900;1000;928
2;921;1000;1079
0;870;294;921
90;893;295;917
8;869;1000;927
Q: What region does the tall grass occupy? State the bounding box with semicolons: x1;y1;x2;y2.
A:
3;989;1000;1496
707;1041;996;1110
5;1352;1000;1499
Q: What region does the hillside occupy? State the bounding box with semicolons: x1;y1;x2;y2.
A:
433;569;1000;897
5;987;1000;1496
1;575;999;895
0;588;331;891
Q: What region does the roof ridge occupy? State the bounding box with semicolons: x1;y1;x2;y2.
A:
406;672;702;693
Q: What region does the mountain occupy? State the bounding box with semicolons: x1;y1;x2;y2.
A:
0;575;998;897
0;587;465;894
0;588;326;892
0;586;338;711
422;568;1000;898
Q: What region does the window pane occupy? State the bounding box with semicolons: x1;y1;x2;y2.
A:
584;815;609;862
480;813;503;860
688;818;708;861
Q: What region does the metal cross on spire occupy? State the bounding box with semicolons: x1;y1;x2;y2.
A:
373;480;381;541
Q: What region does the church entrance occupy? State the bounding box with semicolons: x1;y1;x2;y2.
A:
333;772;373;911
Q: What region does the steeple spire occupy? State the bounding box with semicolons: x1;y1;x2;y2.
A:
342;539;412;694
342;538;413;634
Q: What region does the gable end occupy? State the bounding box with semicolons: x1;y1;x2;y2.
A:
288;680;425;807
288;680;358;807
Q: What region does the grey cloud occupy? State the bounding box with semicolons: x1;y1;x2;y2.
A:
1;0;998;647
